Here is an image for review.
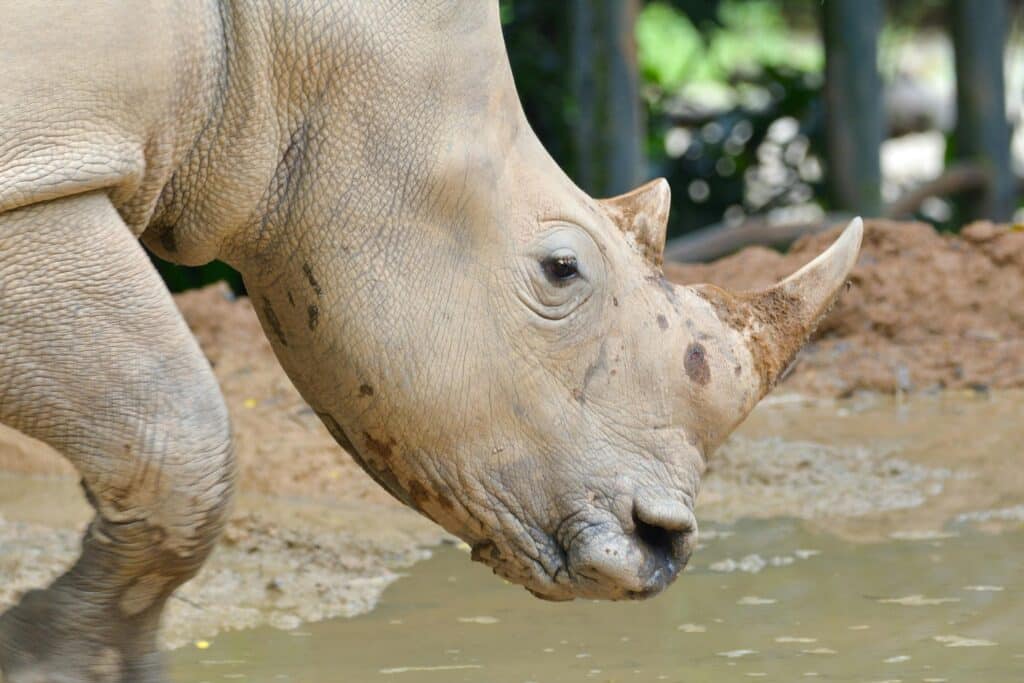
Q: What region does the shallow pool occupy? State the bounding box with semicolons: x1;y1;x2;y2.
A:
171;517;1023;682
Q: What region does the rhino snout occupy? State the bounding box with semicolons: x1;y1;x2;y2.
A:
565;493;697;600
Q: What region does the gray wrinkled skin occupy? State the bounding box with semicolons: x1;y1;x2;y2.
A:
0;2;861;681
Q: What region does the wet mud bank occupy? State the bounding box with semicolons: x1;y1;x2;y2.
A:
701;390;1024;540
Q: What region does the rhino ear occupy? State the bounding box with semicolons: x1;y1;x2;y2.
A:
599;178;671;268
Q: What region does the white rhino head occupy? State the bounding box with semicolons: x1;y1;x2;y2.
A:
235;2;862;601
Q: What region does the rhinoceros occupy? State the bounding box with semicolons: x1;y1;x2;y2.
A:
0;1;861;681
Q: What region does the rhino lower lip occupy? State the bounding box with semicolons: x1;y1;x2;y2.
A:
527;587;573;602
468;502;695;600
627;582;670;600
628;559;681;598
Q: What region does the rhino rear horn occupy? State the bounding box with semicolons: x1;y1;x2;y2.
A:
695;217;864;396
599;178;671;268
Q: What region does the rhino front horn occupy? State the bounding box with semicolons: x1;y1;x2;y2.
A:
695;217;864;395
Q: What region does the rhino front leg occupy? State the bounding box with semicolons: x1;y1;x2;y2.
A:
0;193;235;683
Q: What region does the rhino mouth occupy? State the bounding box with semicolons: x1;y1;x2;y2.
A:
470;498;697;602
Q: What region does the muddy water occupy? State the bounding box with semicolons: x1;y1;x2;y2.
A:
166;391;1024;683
4;390;1023;679
170;520;1023;682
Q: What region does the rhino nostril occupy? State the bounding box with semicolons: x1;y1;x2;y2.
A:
632;496;697;568
634;515;681;561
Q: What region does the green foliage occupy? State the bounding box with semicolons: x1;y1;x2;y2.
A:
636;4;703;89
638;1;822;90
649;67;827;236
711;1;823;75
148;254;245;295
639;1;828;236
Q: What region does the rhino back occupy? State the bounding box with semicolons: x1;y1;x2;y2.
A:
0;0;224;232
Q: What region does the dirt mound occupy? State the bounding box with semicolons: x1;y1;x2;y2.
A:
666;219;1024;396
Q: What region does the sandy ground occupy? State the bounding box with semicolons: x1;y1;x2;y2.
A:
2;219;1023;648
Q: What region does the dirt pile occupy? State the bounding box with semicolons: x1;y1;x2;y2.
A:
666;219;1024;396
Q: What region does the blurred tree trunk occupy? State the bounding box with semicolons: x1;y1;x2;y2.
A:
570;0;645;197
821;0;884;216
951;0;1015;221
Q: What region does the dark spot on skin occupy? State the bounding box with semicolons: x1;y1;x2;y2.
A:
159;229;177;254
436;492;455;511
612;297;619;307
685;342;711;386
302;262;322;297
318;425;413;509
734;364;742;376
262;298;287;347
307;304;319;331
363;432;393;460
359;384;374;397
471;540;502;564
407;480;431;512
694;284;808;393
364;460;413;508
287;291;295;307
321;413;413;509
656;314;669;331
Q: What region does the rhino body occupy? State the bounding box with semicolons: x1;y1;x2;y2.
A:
0;2;860;681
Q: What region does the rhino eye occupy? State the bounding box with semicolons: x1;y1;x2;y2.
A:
541;254;579;284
